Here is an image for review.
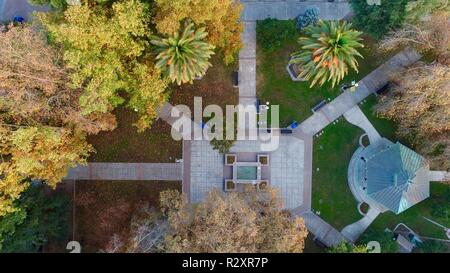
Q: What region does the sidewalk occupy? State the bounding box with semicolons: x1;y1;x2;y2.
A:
65;163;183;181
0;0;48;22
240;0;351;21
295;48;421;137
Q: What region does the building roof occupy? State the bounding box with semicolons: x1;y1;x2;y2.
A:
365;142;430;214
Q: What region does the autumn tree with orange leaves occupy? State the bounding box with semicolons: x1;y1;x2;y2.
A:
103;188;308;253
0;25;97;216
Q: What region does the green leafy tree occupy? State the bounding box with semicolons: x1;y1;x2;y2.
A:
290;20;364;88
38;0;169;132
0;185;70;252
29;0;68;10
0;25;94;216
350;0;409;39
405;0;450;24
151;23;215;85
328;242;368;253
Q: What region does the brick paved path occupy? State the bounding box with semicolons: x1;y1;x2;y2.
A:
65;163;183;181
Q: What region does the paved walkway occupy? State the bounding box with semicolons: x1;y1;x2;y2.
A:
0;0;48;22
429;171;450;182
344;105;381;145
294;48;422;137
341;207;381;242
65;163;183;181
240;0;351;21
299;211;348;247
239;22;257;109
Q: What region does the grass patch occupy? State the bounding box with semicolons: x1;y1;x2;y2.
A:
88;108;181;163
256;20;387;126
312;119;363;230
360;95;398;142
256;19;298;52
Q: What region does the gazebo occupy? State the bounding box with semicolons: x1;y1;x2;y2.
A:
350;141;430;214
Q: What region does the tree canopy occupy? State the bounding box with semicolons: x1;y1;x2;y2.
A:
103;188;308;253
375;63;450;170
350;0;409;39
153;0;243;64
376;12;450;170
38;0;169;132
290;20;364;88
0;184;70;252
0;25;94;216
405;0;450;24
379;12;450;65
328;242;368;253
151;23;215;85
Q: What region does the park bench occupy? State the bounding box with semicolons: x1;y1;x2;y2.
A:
265;128;292;134
233;71;239;88
375;82;391;95
280;129;292;134
311;99;327;113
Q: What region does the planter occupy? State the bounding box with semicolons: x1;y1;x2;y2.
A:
257;154;270;166
286;61;307;82
358;202;370;216
359;133;370;148
258;180;269;191
225;180;236;192
225;154;237;166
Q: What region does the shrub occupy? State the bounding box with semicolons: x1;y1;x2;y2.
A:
256;19;297;52
296;8;319;31
415;240;449;253
350;0;409;39
0;185;70;252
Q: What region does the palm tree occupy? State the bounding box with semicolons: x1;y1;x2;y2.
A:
151;23;215;85
290;20;364;88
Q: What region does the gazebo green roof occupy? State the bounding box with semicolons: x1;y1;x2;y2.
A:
365;142;430;214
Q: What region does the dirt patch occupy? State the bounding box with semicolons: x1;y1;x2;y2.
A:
67;180;181;252
170;56;239;110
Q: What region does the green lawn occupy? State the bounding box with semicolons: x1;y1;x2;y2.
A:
312;118;363;230
256;20;385;127
360;95;398;142
313;95;450;238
